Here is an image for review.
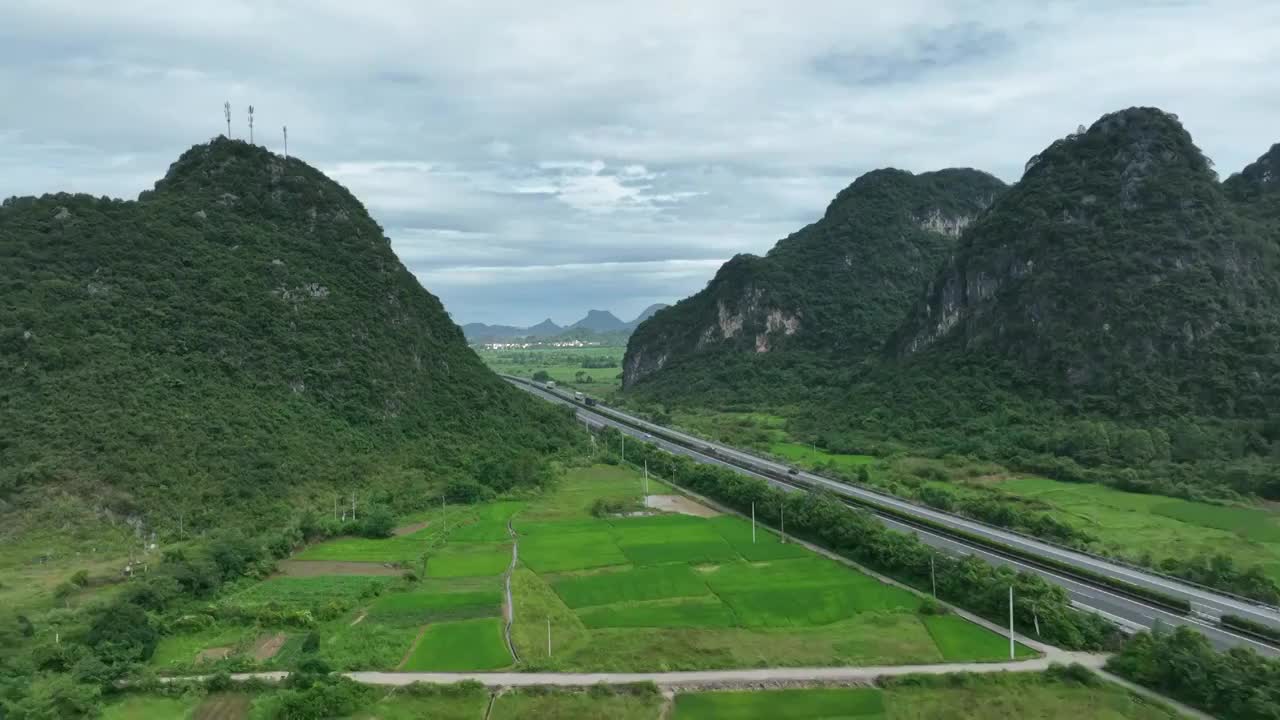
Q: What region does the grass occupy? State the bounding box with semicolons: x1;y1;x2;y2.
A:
227;575;390;610
771;441;876;469
552;565;710;608
150;624;252;667
521;533;629;573
997;477;1280;582
321;618;418;670
519;465;646;522
880;672;1180;719
616;540;739;566
479;345;626;396
490;688;664;720
401;617;512;671
577;597;737;629
353;686;491;720
510;567;590;668
922;615;1035;661
426;542;512;578
674;687;885;719
101;694;202;719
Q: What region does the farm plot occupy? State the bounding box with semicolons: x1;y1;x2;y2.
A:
447;501;525;542
577;597;737;629
519;465;649;522
674;687;885;720
521;531;629;573
610;515;739;566
425;542;512;578
551;565;710;608
923;614;1035;660
490;687;665;720
226;575;391;611
368;582;502;624
707;515;809;561
151;624;252;668
101;694;202;719
320;616;420;670
401;617;512;671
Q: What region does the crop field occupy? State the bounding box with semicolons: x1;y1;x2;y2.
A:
507;464;1029;671
771;441;876;469
674;687;886;719
292;535;427;563
401;616;512;671
552;565;710;607
226;575;390;610
367;586;502;624
425;542;512;578
101;694;202;719
490;688;665;720
151;624;254;667
996;477;1280;582
673;674;1180;720
447;501;525;542
477;345;625;396
353;687;491;720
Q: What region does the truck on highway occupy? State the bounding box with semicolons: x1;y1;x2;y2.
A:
574;391;585;402
545;380;556;389
585;397;597;407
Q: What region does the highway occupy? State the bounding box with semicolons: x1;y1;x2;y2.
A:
508;377;1280;656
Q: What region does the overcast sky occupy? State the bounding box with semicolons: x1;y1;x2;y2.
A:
4;2;1279;326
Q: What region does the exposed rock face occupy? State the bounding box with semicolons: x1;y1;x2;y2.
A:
892;107;1280;414
623;167;1006;387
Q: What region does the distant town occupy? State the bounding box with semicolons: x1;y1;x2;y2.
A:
478;339;607;350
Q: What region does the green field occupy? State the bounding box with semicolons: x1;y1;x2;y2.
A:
426;542;512;578
227;575;391;610
552;565;711;608
771;441;876;469
101;694;202;719
150;624;254;667
996;477;1280;582
477;345;625;396
923;614;1035;661
367;587;502;624
401;617;513;671
448;501;525;542
508;464;1029;671
674;674;1179;720
490;688;664;720
353;687;491;720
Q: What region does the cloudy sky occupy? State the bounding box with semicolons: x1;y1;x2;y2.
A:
4;1;1279;326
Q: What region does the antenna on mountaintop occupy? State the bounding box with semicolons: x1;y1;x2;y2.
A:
248;105;255;144
283;125;289;159
223;101;231;137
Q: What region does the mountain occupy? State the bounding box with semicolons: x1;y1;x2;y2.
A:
892;108;1280;417
461;322;529;341
0;137;578;538
628;303;669;327
527;318;565;337
623;168;1006;387
569;309;627;333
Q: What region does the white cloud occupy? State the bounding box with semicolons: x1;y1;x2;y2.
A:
3;1;1279;324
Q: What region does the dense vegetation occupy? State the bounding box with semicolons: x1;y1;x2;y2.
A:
624;108;1280;512
623;168;1006;387
0;138;581;546
1107;625;1280;720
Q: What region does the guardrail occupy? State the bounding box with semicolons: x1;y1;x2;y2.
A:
506;376;1280;630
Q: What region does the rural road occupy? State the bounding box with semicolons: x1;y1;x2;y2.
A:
507;378;1279;657
212;656;1211;719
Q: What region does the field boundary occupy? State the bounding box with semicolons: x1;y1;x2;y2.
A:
503;517;520;665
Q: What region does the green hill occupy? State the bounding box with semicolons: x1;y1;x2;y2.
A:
622;168;1006;399
892;107;1280;418
0;138;578;541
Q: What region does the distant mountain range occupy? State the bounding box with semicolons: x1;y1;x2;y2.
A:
463;304;669;343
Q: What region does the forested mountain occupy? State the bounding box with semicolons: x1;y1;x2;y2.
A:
893;107;1280;418
462;306;668;343
0;137;579;538
628;303;669;326
623;168;1006;388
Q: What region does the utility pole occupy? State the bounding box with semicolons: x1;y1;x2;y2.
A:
931;555;937;598
351;491;357;523
547;619;552;657
248;105;255;144
751;502;756;544
621;434;625;463
334;495;339;522
443;496;447;533
1008;586;1015;660
283;125;288;158
780;505;785;543
643;460;649;497
223;101;231;137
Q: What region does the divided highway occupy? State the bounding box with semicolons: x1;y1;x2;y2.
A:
507;376;1280;656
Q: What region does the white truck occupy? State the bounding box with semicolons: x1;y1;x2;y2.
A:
545;380;556;389
574;391;585;402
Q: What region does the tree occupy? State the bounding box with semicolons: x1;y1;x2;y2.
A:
359;507;395;539
86;603;158;664
4;674;102;719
